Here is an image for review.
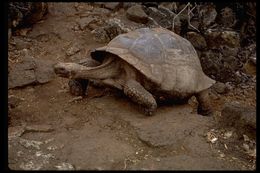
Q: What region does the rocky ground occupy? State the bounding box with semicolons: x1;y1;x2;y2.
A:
8;2;256;170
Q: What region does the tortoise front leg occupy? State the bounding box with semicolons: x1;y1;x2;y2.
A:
195;89;213;116
68;79;89;96
68;58;100;96
123;79;157;115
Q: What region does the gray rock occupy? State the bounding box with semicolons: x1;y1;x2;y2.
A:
221;102;256;132
159;2;178;13
129;155;240;170
24;124;54;133
8;95;24;109
204;30;220;49
220;31;240;48
205;30;240;49
8;56;55;89
54;124;135;170
186;32;207;50
9;2;48;29
122;2;138;9
144;6;166;18
103;2;122;11
211;82;229;94
91;18;129;43
244;44;256;66
132;106;210;147
199;50;240;83
126;5;149;24
237;44;255;64
92;7;111;15
144;7;172;29
158;6;175;18
92;2;122;11
249;53;256;65
199;4;217;29
234;71;251;83
223;55;242;72
34;58;56;84
8;58;36;89
55;163;75;170
77;17;96;30
18;138;44;150
217;7;236;28
8;126;26;139
10;37;31;50
219;45;239;57
243;59;256;76
66;44;81;56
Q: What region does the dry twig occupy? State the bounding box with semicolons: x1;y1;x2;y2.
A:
187;3;200;32
172;2;200;32
172;2;190;31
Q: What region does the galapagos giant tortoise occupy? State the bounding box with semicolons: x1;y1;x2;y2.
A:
54;27;215;115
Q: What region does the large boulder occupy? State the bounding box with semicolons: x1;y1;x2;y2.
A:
216;7;236;28
77;16;98;30
205;30;240;49
220;102;256;138
8;2;48;29
126;5;149;24
91;18;129;43
143;6;173;29
186;32;207;50
8;54;55;89
103;2;122;11
198;4;217;30
199;50;241;83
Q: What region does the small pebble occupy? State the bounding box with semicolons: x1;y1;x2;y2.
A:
223;131;233;139
220;153;225;158
242;143;250;151
243;134;250;142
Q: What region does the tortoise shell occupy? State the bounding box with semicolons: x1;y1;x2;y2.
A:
91;27;215;93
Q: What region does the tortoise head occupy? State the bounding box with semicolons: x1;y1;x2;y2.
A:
54;55;121;80
54;62;84;78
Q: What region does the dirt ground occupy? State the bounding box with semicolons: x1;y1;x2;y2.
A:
8;3;256;170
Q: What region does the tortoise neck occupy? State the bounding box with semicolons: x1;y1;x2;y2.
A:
75;56;120;79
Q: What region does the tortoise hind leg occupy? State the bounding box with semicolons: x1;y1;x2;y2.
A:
195;89;213;116
123;79;157;115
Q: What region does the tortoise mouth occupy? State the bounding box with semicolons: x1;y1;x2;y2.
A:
54;63;77;78
54;67;70;77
